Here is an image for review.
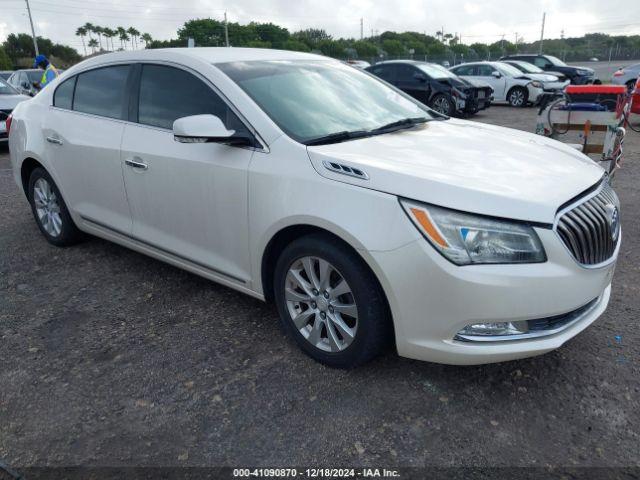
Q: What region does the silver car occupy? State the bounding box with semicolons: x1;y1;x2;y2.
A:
612;63;640;90
0;78;30;143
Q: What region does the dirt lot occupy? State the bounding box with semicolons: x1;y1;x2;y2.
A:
1;106;639;475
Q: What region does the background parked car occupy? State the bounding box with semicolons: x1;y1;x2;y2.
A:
500;54;597;85
450;61;544;107
612;63;640;91
366;60;492;116
0;78;30;143
502;60;570;91
7;69;44;96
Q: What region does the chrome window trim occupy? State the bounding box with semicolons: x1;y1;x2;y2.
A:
49;59;269;153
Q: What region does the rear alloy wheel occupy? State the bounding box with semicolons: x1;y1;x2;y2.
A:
507;87;528;107
274;233;391;368
430;94;454;116
28;167;83;246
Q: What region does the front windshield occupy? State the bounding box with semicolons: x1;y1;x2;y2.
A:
546;55;567;67
496;63;526;77
514;62;543;74
418;63;457;79
0;78;18;95
217;60;433;144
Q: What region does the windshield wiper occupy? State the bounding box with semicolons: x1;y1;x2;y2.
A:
305;130;371;146
371;116;431;133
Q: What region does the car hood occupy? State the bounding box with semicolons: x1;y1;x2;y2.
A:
306;119;604;224
0;94;30;110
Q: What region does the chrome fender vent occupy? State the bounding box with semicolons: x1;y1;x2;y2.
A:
322;161;369;180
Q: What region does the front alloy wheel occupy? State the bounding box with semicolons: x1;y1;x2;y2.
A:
285;256;358;352
273;233;391;368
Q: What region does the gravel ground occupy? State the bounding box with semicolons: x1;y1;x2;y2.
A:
0;106;639;474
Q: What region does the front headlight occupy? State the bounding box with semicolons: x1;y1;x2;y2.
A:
400;200;546;265
530;80;543;88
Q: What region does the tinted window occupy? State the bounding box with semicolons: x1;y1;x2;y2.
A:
138;64;246;133
74;65;129;119
368;65;394;82
533;57;550;68
53;77;75;109
396;65;419;83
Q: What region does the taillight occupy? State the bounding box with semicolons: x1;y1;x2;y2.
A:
613;70;624;77
5;114;12;136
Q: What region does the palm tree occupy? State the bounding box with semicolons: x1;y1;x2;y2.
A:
93;25;104;51
140;33;153;49
88;38;99;54
103;27;116;51
117;27;129;50
127;27;140;49
75;26;88;56
83;22;95;43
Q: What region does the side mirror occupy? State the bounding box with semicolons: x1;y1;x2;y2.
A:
491;71;502;78
173;114;251;146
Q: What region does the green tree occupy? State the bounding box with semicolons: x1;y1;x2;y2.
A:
281;39;310;52
0;46;12;70
318;39;345;57
252;22;289;48
292;29;331;49
127;27;140;49
140;33;153;48
352;40;377;58
88;38;99;54
381;39;404;57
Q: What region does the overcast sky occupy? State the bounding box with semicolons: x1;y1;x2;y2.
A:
1;0;639;53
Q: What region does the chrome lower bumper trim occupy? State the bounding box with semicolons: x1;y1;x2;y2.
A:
454;296;601;343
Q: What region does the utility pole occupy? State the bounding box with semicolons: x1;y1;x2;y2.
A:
224;11;229;47
360;18;363;40
539;12;546;54
25;0;39;56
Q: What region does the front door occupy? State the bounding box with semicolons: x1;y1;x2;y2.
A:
120;64;256;284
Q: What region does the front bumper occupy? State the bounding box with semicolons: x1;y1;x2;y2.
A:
369;227;617;365
572;74;596;85
543;80;570;92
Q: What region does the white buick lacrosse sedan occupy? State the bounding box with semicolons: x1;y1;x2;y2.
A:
8;48;620;367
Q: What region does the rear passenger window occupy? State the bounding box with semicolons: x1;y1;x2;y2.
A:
53;77;75;110
73;65;129;119
453;65;475;76
137;64;247;133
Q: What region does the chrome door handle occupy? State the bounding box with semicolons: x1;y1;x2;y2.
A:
46;136;63;145
125;158;148;170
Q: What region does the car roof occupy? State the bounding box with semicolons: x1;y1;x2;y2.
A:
94;47;326;65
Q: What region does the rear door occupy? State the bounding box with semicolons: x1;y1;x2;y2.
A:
43;65;133;234
120;63;256;283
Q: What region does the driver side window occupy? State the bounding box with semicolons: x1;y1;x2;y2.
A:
137;64;249;137
533;57;550;69
476;65;495;76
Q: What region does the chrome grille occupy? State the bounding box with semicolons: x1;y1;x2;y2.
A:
556;180;620;266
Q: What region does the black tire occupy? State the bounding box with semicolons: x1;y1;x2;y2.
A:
429;93;455;116
507;86;528;107
273;233;392;368
627;79;637;92
28;167;83;247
